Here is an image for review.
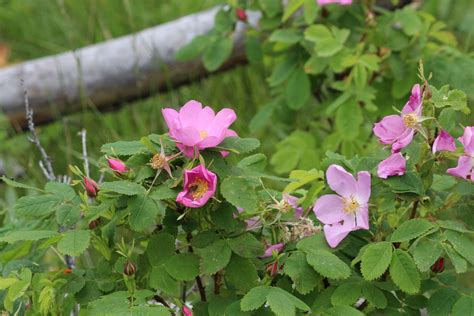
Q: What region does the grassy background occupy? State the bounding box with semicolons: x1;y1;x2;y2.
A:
0;0;473;183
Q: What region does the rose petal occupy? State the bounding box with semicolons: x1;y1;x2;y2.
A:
313;194;346;225
326;164;357;198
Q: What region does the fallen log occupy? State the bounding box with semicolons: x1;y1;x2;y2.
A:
0;6;260;129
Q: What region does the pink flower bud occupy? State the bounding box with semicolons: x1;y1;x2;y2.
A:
262;243;284;258
236;8;247;21
182;305;193;316
107;158;128;173
83;177;99;197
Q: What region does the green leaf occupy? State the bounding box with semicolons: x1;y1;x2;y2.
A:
285;68;310;110
389;249;420;294
413;237;443;272
227;233;264;258
101;141;148;156
362;282;387;309
445;244;468;273
304;24;348;57
0;278;18;290
259;0;282;17
352;64;367;90
147;233;176;267
56;204;81;226
237;154;267;172
203;36;233;72
0;230;59;243
225;254;259;292
325;306;364;316
221;177;258;212
149;185;177;201
432;85;469;112
266;288;296;316
452;296;474;316
100;181;146;196
149;266;180;297
361;242;393;281
240;286;271;311
446;230;474;264
218;137;260;154
282;0;304;21
385;171;423;195
128;195;164;232
303;0;319;24
45;182;77;201
396;7;422;36
306;250;350;280
58;230;91;257
390;219;436;243
331;282;361;306
284;252;321;294
14;194;60;218
164;253;200;281
336;100;363;140
437;220;472;233
175;35;209;61
427;288;460;316
198;239;232;275
269;29;302;45
284;169;323;193
1;176;42;191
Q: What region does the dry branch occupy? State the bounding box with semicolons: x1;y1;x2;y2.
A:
0;7;259;128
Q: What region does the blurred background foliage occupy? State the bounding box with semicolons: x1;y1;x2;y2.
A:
0;0;472;188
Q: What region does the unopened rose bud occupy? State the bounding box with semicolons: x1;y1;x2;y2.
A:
182;305;193;316
83;177;99;197
266;262;279;276
431;257;445;273
88;218;101;230
107;158;128;173
124;260;136;276
236;8;247;22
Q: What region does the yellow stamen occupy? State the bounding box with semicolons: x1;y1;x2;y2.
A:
403;113;418;128
342;195;360;214
199;130;208;140
150;153;166;170
188;179;209;200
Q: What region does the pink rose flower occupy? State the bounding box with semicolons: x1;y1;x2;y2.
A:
182;305;193;316
313;164;371;248
262;243;284;258
176;165;217;208
107;158;128;173
447;126;474;181
162;100;237;157
83;177;99;197
377;153;406;179
317;0;352;5
432;129;456;153
373;84;423;153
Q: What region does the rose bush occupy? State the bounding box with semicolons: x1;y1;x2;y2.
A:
0;68;473;315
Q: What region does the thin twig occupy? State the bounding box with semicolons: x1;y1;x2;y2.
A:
79;129;90;178
21;79;55;181
410;201;419;219
186;233;206;302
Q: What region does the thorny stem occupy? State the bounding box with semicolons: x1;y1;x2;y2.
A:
186;233;207;302
153;295;171;309
21;79;56;181
213;272;221;295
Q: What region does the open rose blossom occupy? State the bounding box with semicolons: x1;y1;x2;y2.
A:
313;164;371;248
176;165;217;208
432;129;456;153
447;126;474;181
377;153;406;179
162;100;237;157
317;0;352;5
262;243;284;258
373;84;422;153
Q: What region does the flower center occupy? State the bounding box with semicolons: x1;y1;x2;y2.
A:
199;130;208;140
150;153;166;169
188;179;209;200
403;113;418;128
342;195;360;214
